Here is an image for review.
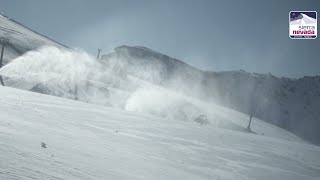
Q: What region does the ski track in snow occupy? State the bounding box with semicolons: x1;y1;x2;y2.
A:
0;86;320;180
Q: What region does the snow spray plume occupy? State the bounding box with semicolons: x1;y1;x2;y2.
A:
0;46;123;106
0;46;214;124
101;46;216;123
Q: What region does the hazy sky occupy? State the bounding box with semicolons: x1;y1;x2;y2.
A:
1;0;319;78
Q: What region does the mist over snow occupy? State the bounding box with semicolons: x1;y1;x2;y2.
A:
0;46;98;85
0;44;308;142
1;43;320;144
0;45;267;132
0;46;116;104
125;86;204;121
0;46;210;124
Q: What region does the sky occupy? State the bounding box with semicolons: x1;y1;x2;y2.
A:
1;0;319;78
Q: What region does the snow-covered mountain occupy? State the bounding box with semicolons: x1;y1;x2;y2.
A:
204;71;320;144
101;46;320;144
0;13;320;180
101;45;204;95
1;14;319;145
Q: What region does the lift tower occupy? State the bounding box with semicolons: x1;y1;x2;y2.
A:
0;37;9;86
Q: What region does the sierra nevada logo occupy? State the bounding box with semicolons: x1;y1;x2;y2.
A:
289;11;317;39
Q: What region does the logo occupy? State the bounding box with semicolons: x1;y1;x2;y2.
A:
289;11;317;39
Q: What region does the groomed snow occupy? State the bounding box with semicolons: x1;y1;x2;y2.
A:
0;86;319;180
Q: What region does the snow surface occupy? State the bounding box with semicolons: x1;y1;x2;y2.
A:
0;86;320;180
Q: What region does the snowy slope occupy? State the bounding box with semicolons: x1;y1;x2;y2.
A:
102;46;320;144
203;71;320;144
1;86;320;180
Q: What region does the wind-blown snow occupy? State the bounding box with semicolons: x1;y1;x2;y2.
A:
102;45;320;144
0;86;320;180
0;46;205;122
0;46;124;105
0;14;320;179
1;12;320;144
0;46;97;84
0;46;308;142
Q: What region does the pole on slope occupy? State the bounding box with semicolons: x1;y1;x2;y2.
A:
97;48;102;60
0;37;9;86
247;114;252;130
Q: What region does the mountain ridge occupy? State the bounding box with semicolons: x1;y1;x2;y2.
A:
102;45;320;144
